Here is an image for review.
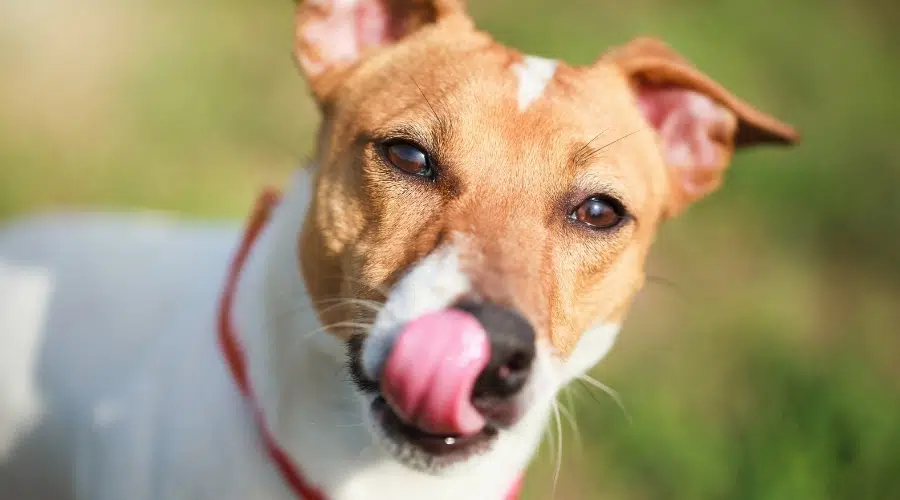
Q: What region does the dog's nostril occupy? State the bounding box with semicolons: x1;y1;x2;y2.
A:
455;300;536;425
470;340;533;428
487;348;533;397
504;351;530;374
456;300;536;425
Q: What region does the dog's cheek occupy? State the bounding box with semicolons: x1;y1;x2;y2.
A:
526;343;565;406
559;323;622;382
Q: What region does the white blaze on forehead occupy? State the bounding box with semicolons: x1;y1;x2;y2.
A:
512;55;558;111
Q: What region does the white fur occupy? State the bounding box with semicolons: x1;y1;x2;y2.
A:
0;262;50;460
512;55;557;111
558;322;621;383
0;168;621;499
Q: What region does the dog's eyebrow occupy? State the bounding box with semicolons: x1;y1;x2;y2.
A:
408;75;453;141
409;77;440;124
371;124;431;149
571;128;647;170
571;129;611;168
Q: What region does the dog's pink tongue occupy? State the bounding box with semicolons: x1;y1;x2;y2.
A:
381;310;490;436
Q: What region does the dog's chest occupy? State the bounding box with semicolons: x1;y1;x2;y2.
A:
73;330;295;500
0;215;296;499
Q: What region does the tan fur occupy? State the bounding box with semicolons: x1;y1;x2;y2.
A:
294;1;798;356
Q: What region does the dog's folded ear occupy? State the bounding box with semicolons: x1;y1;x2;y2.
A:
602;37;801;216
294;0;468;101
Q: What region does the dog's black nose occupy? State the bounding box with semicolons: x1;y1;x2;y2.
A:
454;300;535;427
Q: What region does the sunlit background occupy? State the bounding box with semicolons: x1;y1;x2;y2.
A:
2;0;898;498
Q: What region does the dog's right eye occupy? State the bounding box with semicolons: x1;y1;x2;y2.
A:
384;141;434;178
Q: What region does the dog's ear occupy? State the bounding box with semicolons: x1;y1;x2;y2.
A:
602;37;800;216
294;0;469;101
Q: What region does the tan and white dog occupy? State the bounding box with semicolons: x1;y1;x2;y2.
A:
0;1;799;499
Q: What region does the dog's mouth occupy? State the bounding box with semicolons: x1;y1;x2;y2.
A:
347;336;499;463
370;395;498;456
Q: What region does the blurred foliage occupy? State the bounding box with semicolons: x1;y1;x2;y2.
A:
1;0;898;499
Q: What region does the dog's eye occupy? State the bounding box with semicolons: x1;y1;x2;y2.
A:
385;141;433;178
570;196;626;230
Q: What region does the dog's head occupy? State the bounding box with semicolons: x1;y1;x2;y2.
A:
293;0;798;473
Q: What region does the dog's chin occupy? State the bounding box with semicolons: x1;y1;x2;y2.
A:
359;394;499;474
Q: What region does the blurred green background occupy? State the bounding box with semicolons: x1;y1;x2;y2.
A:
2;0;898;498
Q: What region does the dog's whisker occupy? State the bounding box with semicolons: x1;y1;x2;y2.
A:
317;298;383;316
557;391;582;454
259;293;372;327
644;275;690;302
298;321;374;342
324;274;390;299
578;374;632;424
563;387;578;430
551;400;564;497
408;75;445;130
542;407;557;461
322;321;374;332
267;301;337;333
246;294;384;352
645;275;680;290
315;297;384;309
283;321;374;356
267;287;382;309
572;128;610;164
578;127;648;164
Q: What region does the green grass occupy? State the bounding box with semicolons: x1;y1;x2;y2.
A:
2;1;898;498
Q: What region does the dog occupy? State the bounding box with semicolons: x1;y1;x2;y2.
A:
0;1;799;499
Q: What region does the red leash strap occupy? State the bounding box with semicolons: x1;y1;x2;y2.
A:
218;189;279;396
218;190;521;500
217;189;326;500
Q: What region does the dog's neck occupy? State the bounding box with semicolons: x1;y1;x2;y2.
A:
226;170;531;500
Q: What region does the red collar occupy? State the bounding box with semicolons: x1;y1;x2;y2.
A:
218;191;522;500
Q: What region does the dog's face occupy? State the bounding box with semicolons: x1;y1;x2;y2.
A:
294;0;798;473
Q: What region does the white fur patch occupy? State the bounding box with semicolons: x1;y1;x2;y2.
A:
0;262;51;460
512;55;557;111
558;322;622;383
361;242;471;380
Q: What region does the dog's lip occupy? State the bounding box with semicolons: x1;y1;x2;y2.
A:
347;335;379;394
370;396;498;456
349;335;498;457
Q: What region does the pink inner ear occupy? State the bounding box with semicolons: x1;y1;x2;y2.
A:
302;0;398;76
355;0;397;47
636;85;730;172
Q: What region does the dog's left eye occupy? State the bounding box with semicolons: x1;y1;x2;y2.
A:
570;195;627;230
384;141;433;178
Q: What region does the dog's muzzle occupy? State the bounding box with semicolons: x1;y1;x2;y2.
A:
379;301;536;436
